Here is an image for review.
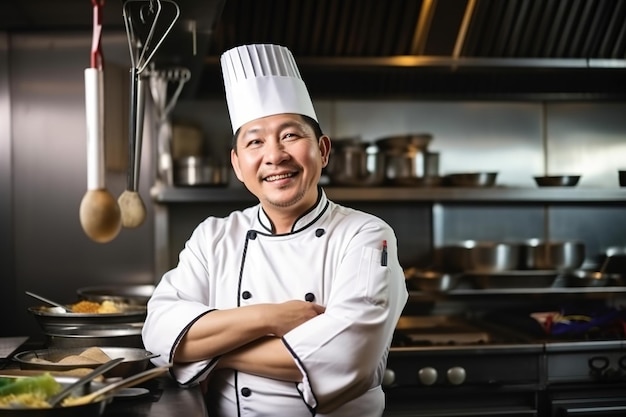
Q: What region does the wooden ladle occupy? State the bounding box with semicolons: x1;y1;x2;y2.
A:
79;0;121;243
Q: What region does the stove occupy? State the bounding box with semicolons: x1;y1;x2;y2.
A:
383;312;626;417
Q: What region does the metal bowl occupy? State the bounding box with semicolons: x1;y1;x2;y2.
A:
76;285;155;306
375;133;433;151
534;175;581;187
563;270;614;287
28;306;146;330
13;347;157;378
520;239;585;270
28;306;146;349
404;268;461;292
444;172;498;187
440;240;520;273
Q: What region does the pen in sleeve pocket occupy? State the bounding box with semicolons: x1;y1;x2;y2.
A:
381;240;388;266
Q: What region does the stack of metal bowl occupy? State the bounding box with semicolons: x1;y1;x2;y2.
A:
28;285;154;349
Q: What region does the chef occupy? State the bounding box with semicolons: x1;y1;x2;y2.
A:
142;44;408;417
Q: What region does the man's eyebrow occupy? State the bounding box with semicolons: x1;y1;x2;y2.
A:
276;120;306;132
241;127;262;138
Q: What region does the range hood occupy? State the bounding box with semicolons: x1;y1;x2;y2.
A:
0;0;226;98
196;0;626;100
1;0;625;99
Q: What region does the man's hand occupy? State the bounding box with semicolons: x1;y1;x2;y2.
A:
267;300;325;337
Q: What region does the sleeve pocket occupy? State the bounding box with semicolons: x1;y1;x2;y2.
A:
359;246;390;306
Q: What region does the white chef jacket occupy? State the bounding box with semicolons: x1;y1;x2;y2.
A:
142;188;408;416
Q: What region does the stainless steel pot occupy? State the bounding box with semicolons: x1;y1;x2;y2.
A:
375;133;433;185
326;140;385;186
520;239;585;270
404;268;461;292
440;240;521;273
173;156;229;187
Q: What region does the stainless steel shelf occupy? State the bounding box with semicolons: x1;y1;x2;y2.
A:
151;185;626;204
409;286;626;297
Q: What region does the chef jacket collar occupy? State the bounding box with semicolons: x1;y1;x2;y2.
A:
257;186;328;234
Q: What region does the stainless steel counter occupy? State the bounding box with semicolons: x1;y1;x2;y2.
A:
103;376;208;417
0;337;208;417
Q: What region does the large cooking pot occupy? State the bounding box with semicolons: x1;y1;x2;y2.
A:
519;239;585;270
326;139;385;186
439;240;521;273
375;133;433;185
173;156;229;187
28;306;146;349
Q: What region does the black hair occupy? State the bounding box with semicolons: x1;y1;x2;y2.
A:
231;114;324;152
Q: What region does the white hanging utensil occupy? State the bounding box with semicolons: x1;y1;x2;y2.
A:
79;0;122;243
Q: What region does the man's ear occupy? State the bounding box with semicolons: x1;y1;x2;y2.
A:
319;135;331;168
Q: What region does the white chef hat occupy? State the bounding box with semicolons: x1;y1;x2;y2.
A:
220;44;318;133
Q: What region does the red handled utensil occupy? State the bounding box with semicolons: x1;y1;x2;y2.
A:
79;0;122;243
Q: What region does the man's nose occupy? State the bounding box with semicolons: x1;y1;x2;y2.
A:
264;140;288;164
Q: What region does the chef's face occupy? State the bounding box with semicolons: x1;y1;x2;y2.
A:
231;113;330;217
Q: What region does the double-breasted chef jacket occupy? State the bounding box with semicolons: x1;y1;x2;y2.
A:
143;188;409;416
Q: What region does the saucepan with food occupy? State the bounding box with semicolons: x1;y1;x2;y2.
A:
27;296;147;349
76;284;155;306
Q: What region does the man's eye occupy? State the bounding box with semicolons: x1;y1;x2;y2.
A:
283;133;298;140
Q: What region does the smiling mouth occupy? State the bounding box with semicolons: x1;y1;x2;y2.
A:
264;172;296;182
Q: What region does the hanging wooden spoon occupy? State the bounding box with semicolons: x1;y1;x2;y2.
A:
79;0;121;243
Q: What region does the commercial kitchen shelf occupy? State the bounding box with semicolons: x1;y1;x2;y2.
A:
151;185;626;204
409;286;626;297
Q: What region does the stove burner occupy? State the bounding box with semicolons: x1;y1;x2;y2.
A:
392;315;496;347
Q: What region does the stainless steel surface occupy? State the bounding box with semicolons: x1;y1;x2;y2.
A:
562;269;616;287
0;33;15;336
440;240;521;273
173;156;229;187
375;134;433;185
76;285;155;306
8;33;155;338
520;239;585;270
404;269;461;293
152;184;626;203
375;134;433;151
28;305;146;349
325;141;385;186
466;270;559;290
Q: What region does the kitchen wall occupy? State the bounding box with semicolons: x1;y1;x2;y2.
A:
1;30;625;338
1;32;156;338
167;98;626;268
